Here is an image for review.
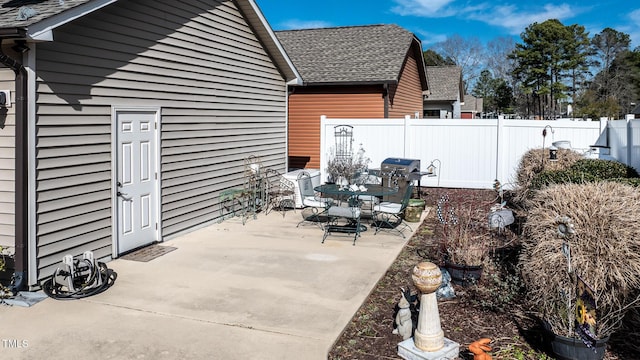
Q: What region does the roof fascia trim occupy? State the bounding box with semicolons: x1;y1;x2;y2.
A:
242;0;302;85
299;80;395;87
26;0;118;41
412;36;428;91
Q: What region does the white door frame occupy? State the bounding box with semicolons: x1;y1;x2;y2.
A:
111;106;162;258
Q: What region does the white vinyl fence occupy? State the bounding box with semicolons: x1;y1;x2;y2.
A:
606;116;640;173
319;116;607;189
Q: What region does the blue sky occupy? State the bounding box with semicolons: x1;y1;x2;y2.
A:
256;0;640;49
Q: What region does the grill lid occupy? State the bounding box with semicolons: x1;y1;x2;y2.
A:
380;158;421;174
381;158;419;167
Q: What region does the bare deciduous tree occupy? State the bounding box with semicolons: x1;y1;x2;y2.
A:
486;36;516;88
431;34;485;92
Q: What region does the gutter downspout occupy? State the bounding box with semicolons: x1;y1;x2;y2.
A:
0;41;29;293
383;82;389;118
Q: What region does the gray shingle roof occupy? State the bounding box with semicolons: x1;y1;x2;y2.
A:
424;66;462;101
275;24;417;85
0;0;301;82
0;0;92;29
461;94;483;112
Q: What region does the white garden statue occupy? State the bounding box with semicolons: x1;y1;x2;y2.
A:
392;290;413;340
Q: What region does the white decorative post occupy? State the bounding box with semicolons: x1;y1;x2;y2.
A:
397;262;460;360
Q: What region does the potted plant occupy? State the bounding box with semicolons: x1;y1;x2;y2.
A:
520;182;640;360
436;191;494;286
325;144;370;187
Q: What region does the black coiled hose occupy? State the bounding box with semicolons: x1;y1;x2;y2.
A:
42;262;117;300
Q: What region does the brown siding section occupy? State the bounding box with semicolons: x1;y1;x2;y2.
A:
288;86;384;169
389;52;423;118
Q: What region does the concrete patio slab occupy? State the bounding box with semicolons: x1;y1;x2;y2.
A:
1;208;427;360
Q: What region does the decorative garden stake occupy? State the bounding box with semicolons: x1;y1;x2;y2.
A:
397;262;460;360
556;215;576;238
542;125;555;164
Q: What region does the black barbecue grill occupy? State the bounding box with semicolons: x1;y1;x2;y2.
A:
380;158;422;202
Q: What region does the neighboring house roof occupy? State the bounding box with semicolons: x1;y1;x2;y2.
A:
275;24;427;89
424;66;463;102
461;94;483;113
0;0;301;83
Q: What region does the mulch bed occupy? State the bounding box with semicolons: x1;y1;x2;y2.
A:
328;187;637;360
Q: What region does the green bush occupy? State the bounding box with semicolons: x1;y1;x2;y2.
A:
529;169;598;190
569;158;639;179
529;159;639;191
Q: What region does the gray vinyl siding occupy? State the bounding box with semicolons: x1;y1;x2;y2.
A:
0;64;15;249
34;0;288;280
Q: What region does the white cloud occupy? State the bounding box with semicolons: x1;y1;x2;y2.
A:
618;8;640;48
391;1;579;36
414;29;449;46
278;19;333;30
479;4;575;35
391;0;457;17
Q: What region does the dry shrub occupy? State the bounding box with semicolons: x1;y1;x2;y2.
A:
519;182;640;338
511;148;583;206
435;190;496;266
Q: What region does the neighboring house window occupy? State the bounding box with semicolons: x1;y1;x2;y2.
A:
423;109;440;118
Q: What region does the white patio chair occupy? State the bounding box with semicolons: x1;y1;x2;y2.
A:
372;185;414;238
296;171;333;228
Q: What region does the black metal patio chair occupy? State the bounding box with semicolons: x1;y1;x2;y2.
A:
372;185;414;238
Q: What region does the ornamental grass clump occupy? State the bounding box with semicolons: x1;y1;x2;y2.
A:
519;182;640;338
512;148;583;206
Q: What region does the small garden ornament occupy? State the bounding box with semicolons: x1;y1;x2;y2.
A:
392;289;413;340
468;338;492;360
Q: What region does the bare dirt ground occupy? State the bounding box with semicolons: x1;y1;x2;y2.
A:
328;187;637;360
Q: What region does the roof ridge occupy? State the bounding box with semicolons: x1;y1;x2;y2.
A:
275;23;401;33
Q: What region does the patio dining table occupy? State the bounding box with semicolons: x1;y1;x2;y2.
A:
314;183;399;201
314;184;399;237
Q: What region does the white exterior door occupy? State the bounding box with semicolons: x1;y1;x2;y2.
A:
115;110;159;254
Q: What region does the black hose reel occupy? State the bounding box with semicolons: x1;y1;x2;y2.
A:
43;251;117;300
